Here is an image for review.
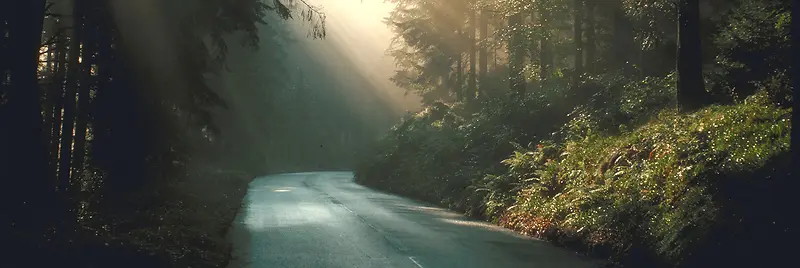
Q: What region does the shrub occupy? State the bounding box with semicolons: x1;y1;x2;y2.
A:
501;90;791;266
355;68;791;267
708;0;792;104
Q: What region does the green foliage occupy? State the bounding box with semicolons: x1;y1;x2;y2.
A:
357;81;791;267
709;0;792;104
356;91;573;216
360;0;793;266
621;0;677;51
560;72;676;140
502;90;791;266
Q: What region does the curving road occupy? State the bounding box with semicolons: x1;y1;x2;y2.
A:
227;172;600;268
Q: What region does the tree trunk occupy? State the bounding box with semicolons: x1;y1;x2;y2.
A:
4;0;49;176
610;0;636;73
443;69;451;101
508;12;525;96
468;8;477;101
0;6;6;86
91;15;112;173
492;41;500;69
1;0;54;248
676;0;708;112
573;0;584;84
58;0;82;192
49;26;67;173
46;4;68;175
585;0;596;74
456;30;463;101
72;2;93;179
478;9;488;92
539;6;553;89
43;28;56;151
793;0;799;157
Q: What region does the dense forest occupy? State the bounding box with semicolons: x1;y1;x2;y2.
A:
0;0;352;267
356;0;795;267
1;0;796;267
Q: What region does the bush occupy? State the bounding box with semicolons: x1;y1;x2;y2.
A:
708;0;792;104
500;90;791;267
355;90;574;217
356;78;792;267
562;72;677;140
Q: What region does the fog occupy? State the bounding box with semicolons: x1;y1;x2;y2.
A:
211;0;421;174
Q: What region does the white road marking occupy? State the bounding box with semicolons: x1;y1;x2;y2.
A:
340;204;354;213
408;256;423;268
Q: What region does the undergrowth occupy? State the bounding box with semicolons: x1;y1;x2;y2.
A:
356;1;792;267
38;169;253;268
499;91;791;267
355;89;792;267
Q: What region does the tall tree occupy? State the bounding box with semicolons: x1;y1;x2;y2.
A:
793;0;799;157
508;11;525;95
456;30;464;101
584;0;596;74
539;3;553;89
47;9;68;175
1;0;55;251
468;5;477;101
58;0;82;192
608;0;636;73
478;9;489;91
42;16;58;148
71;0;95;179
573;0;584;84
676;0;708;112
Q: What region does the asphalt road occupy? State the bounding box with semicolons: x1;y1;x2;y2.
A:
227;172;600;268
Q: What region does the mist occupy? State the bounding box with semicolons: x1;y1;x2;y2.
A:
104;0;420;175
209;0;421;174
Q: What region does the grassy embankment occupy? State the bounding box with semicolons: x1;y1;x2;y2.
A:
355;89;792;267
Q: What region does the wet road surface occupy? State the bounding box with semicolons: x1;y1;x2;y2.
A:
227;172;600;268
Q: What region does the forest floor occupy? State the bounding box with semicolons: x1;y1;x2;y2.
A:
127;170;254;268
59;170;255;268
5;169;253;268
